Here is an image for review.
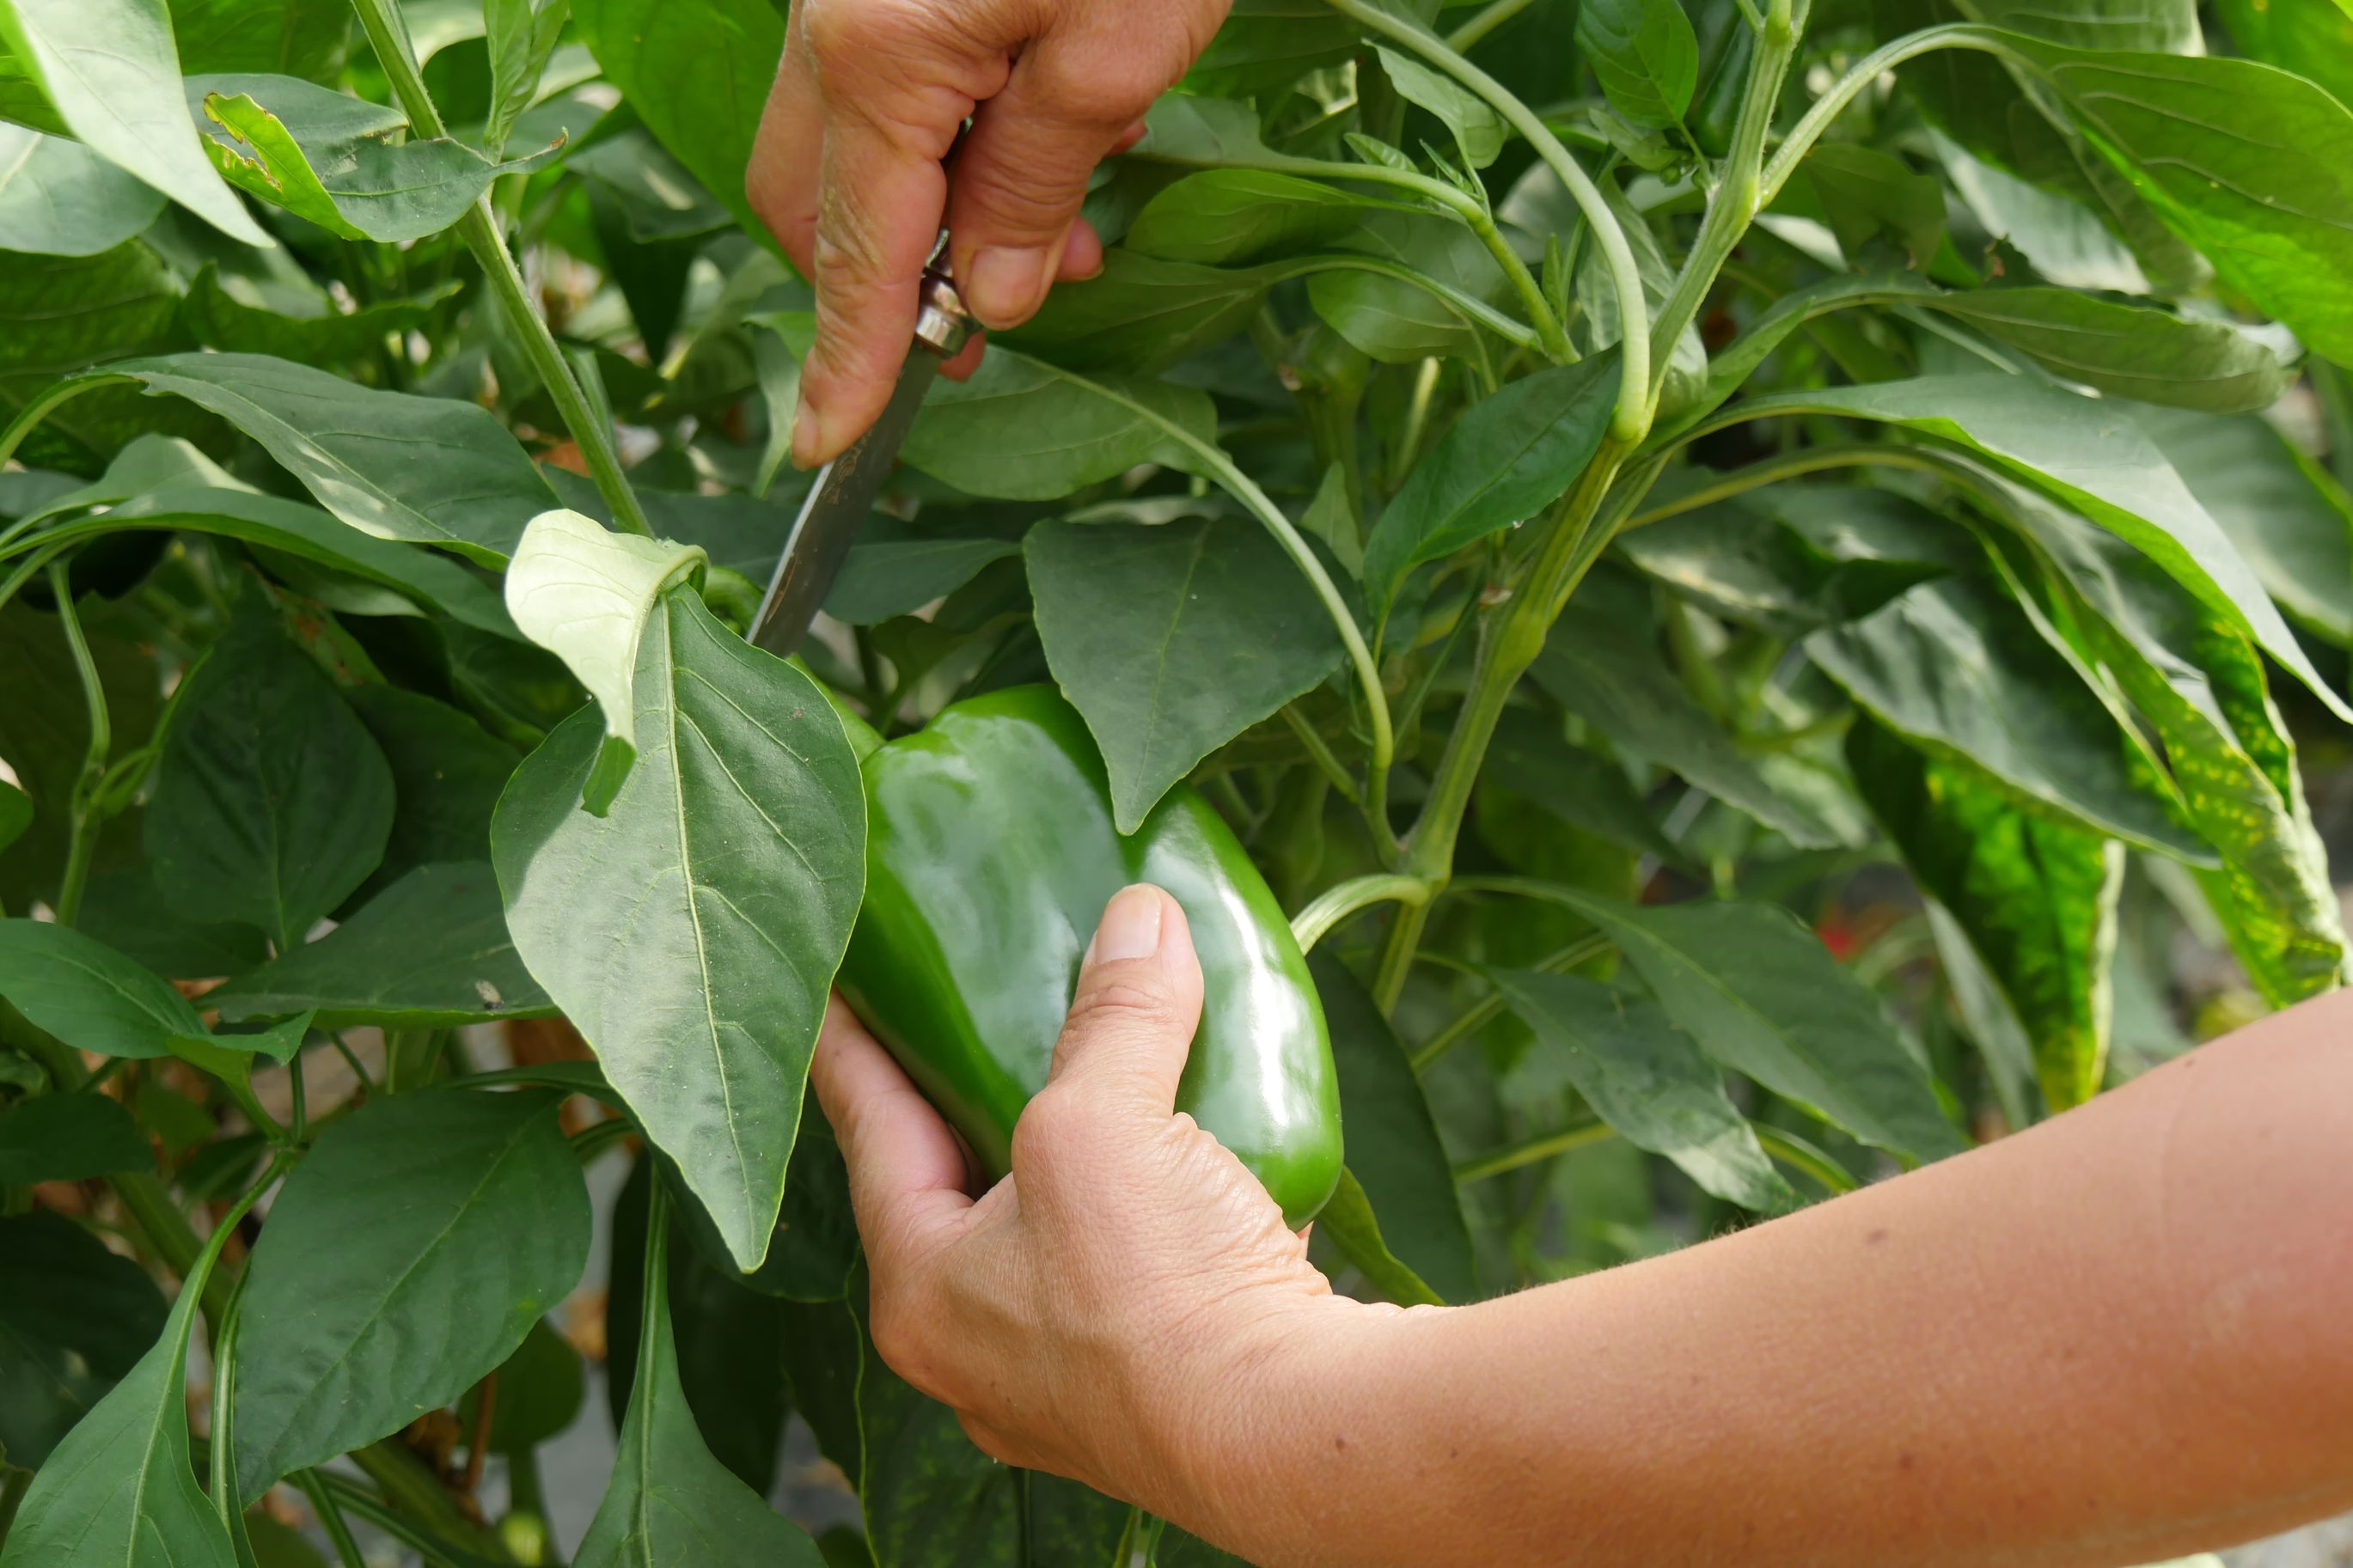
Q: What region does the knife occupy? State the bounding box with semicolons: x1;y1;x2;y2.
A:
748;259;975;657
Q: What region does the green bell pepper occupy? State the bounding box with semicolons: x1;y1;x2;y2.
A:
836;686;1344;1228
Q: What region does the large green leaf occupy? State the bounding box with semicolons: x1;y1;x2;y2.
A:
2007;40;2353;364
493;592;865;1271
1957;0;2199;51
23;483;516;636
1576;0;1699;128
571;0;782;239
1482;711;1685;865
481;0;567;156
1806;576;2206;859
98;352;559;564
0;244;190;463
2012;502;2350;1004
2127;404;2353;647
346;686;521;895
1715;374;2353;723
144;605;395;947
0;1089;150;1182
1491;968;1793;1210
184;263;458;366
0;919;206;1059
1027;513;1343;833
0;125;164;255
211;861;554;1028
1526;887;1968;1162
76;867;268;982
823;510;1027;626
0;1210;168;1470
1006;250;1288;374
1308;210;1508;366
1930;289;2290;414
171;0;351;80
1315;955;1476;1303
1373;44;1504;168
232;1087;590;1494
504;508;706;813
1531;619;1841;847
900;349;1217;501
1364;353;1619;609
1849;717;2124;1111
0;0;268;243
188;72;549;242
1124;169;1404;266
585;1188;823;1561
2215;0;2353;106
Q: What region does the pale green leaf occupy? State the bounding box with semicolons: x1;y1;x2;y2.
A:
0;918;205;1059
0;124;163;255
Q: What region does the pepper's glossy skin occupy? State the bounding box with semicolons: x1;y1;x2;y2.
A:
836;686;1343;1227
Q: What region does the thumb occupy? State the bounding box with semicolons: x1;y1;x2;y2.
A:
1044;884;1205;1118
946;36;1165;329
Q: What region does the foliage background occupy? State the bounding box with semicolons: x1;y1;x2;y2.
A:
1;0;2350;1562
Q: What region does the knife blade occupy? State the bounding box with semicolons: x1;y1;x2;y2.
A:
749;265;972;657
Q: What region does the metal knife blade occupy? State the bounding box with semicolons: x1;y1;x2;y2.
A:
748;351;940;657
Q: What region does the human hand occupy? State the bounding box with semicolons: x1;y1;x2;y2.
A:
810;883;1361;1534
747;0;1232;467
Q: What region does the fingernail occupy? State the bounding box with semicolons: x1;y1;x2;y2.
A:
790;387;823;469
964;245;1054;329
1087;885;1163;966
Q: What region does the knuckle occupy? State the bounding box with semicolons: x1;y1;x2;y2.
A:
1060;976;1178;1036
954;156;1077;235
1009;1083;1092;1178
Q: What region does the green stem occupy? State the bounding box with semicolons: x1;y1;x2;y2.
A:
1409;932;1612;1072
1757;1125;1861;1195
319;1473;512;1568
1369;898;1435;1010
349;1443;515;1564
1323;0;1651;438
208;1284;253;1553
46;563;109;929
1269;255;1537;353
1390;357;1445;492
0;375;122;472
294;1468;370;1568
1445;0;1535;50
1280;704;1360;803
346;0;649;538
1623;442;1921;527
1291;873;1433;954
0;541;66;621
1454;1119;1613;1182
1757;24;2015;209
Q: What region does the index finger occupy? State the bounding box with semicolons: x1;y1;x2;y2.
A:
810;994;971;1266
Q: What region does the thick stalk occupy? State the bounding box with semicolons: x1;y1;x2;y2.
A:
1757;25;2014;210
1445;0;1534;49
1291;873;1433;954
1323;0;1651;438
346;0;650;538
46;563;109;928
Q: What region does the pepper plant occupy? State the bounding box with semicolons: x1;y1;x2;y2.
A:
1;0;2350;1561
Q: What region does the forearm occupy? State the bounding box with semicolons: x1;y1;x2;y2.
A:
1194;993;2353;1567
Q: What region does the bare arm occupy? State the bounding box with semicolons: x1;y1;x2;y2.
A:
815;888;2353;1567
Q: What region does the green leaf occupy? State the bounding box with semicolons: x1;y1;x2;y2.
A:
1576;0;1699;129
1004;249;1285;373
571;0;783;239
346;686;521;895
76;868;268;982
144;605;395;946
570;129;732;241
1373;44;1505;168
1806;576;2208;859
900;348;1217;501
1930;289;2291;414
96;352;556;564
1490;968;1793;1210
1315;955;1476;1303
1483;711;1686;865
1999;41;2353;363
0;605;160;913
2012;503;2350;1004
0;244;192;464
0;124;164;255
1523;886;1968;1162
0;1090;149;1182
1298;461;1363;580
0;919;206;1059
2215;0;2353;107
190;73;548;242
1720;374;2353;723
2126;403;2353;646
1027;513;1343;833
1311;1168;1445;1308
461;1319;584;1454
1531;619;1842;848
26;482;516;637
1799;143;1948;268
1849;717;2124;1111
0;1213;235;1568
578;1205;825;1568
171;0;352;80
232;1087;590;1494
0;1210;168;1471
183;263;459;367
1957;0;2200;52
493;593;866;1271
504;508;707;813
482;0;567;156
1364;353;1620;608
1308;211;1507;365
0;0;270;244
1183;0;1355;95
211;861;554;1028
822;511;1027;626
1125;170;1404;266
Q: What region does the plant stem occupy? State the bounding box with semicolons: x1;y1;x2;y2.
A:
346;0;650;538
1409;932;1612;1072
294;1468;371;1568
1757;24;2014;209
1454;1118;1613;1182
1445;0;1535;50
1757;1125;1861;1195
1291;873;1433;954
1323;0;1651;439
0;375;122;472
1280;704;1360;802
46;563;110;928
